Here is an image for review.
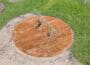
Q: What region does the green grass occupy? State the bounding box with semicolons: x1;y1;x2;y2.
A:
0;0;90;65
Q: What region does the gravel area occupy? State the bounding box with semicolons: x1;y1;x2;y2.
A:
0;13;83;65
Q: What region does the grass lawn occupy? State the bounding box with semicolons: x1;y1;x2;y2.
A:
0;0;90;65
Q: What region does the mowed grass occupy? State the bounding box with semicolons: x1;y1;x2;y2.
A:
0;0;90;65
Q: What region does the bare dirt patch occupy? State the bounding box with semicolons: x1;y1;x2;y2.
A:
13;16;74;57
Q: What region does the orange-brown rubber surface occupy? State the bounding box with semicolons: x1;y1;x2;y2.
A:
13;16;74;57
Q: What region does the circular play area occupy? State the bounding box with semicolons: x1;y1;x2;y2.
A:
0;14;82;65
13;16;74;57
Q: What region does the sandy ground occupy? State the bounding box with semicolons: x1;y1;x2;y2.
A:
0;13;83;65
